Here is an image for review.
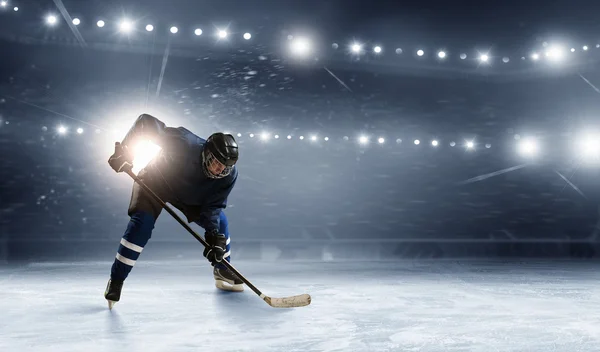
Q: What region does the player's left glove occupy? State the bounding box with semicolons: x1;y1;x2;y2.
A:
108;142;134;173
203;229;226;265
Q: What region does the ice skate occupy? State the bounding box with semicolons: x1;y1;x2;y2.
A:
214;266;244;292
104;279;124;310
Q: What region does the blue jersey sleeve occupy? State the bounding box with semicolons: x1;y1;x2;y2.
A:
195;168;238;233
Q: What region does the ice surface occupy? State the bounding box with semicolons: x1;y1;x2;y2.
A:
2;260;600;351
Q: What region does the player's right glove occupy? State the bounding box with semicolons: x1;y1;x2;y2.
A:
204;229;226;265
108;142;134;173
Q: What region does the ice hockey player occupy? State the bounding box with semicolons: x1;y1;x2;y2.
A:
104;114;242;309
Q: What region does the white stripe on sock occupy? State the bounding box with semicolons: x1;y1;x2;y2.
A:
223;250;231;259
120;238;144;253
116;253;136;266
226;237;231;245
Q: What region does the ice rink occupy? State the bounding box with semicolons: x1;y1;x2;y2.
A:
3;259;600;351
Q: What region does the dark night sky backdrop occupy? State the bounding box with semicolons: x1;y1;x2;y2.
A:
1;0;600;261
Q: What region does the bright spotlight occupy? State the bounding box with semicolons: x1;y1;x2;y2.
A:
57;126;67;134
236;133;242;137
243;32;251;40
119;19;134;33
460;53;467;60
502;57;510;63
358;136;369;144
378;137;385;144
571;48;576;52
432;140;439;146
170;26;178;34
46;15;58;25
546;46;564;61
577;134;600;161
217;30;228;39
414;139;420;145
287;135;292;139
290;37;312;57
351;43;362;54
465;141;475;149
310;135;317;141
249;133;254;138
0;1;6;8
583;45;589;51
73;18;81;26
299;136;304;140
437;51;446;59
146;24;154;32
417;49;424;57
97;20;105;28
373;46;382;54
191;28;202;36
260;132;270;141
480;54;489;62
76;127;84;134
531;53;539;60
518;138;539;157
324;136;329;141
13;6;17;11
132;140;161;175
274;135;280;139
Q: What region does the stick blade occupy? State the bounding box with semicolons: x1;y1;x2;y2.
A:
265;293;311;308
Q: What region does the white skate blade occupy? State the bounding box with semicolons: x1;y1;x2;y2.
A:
107;300;116;310
215;279;244;292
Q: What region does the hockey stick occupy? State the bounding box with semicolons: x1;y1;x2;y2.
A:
123;169;311;308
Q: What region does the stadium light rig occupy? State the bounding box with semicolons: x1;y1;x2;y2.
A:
146;24;154;32
194;28;203;36
46;15;58;26
0;1;6;8
437;51;446;59
243;32;251;40
417;49;424;57
517;138;539;158
373;46;382;54
217;29;228;39
119;19;134;33
350;43;363;54
170;26;178;34
358;135;369;145
290;37;312;57
73;18;81;26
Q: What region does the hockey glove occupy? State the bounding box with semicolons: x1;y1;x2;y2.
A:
108;142;134;173
203;230;226;265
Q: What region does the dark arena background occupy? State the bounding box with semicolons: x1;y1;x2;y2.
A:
2;0;600;350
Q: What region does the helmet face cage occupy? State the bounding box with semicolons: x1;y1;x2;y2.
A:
202;150;233;179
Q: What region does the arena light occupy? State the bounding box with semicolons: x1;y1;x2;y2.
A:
571;48;576;52
299;135;304;140
465;140;475;150
46;15;58;26
350;43;362;54
432;140;439;147
502;57;510;63
517;138;540;157
310;135;318;141
97;20;105;28
76;127;84;134
395;48;403;54
577;133;600;162
170;26;178;34
378;137;385;144
236;133;242;137
287;135;292;139
274;134;280;139
0;1;6;8
437;51;446;59
243;32;251;40
73;18;81;26
324;136;329;141
358;135;369;145
119;19;134;33
531;52;539;61
260;132;270;141
417;49;424;57
145;24;154;32
583;45;589;51
57;125;67;135
13;6;17;11
479;54;489;62
132;140;161;175
290;37;312;57
217;29;228;39
460;53;467;60
546;45;564;61
249;133;254;138
373;46;382;54
414;139;420;145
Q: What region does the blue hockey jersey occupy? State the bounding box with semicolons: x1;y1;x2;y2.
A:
120;114;237;232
